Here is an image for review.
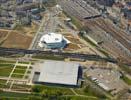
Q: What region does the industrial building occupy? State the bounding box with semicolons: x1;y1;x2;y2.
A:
32;61;82;86
38;33;70;49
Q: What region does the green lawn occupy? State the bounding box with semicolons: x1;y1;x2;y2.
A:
32;85;107;99
74;86;107;99
27;71;31;74
74;88;93;96
0;63;28;77
13;69;26;74
12;84;31;88
0;64;14;67
0;79;6;83
0;65;13;77
0;79;7;88
121;75;131;85
0;84;9;89
0;79;10;88
18;62;30;64
119;65;131;75
59;95;98;100
0;91;99;100
32;54;65;61
16;66;27;70
0;60;15;64
0;62;31;79
11;73;24;78
0;60;30;64
0;92;31;100
32;85;74;95
0;64;13;77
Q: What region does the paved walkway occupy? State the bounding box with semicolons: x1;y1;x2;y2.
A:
6;60;18;84
23;62;31;79
70;88;78;95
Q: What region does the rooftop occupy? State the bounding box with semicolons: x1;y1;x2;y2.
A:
40;33;63;44
33;61;80;86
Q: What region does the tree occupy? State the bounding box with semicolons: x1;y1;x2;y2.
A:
32;85;43;93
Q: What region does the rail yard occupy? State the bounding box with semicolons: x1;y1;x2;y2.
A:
58;0;131;63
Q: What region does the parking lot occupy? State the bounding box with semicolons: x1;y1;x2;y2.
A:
86;66;128;95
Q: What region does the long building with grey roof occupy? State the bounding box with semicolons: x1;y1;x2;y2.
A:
31;61;82;86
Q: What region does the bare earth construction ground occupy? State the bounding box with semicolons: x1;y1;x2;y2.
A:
0;23;38;49
1;31;32;49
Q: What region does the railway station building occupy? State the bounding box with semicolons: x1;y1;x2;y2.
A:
32;61;82;87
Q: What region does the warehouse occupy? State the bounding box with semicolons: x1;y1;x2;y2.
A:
32;61;82;87
38;32;70;49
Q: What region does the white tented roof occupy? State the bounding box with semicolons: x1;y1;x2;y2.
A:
40;33;63;44
38;61;79;85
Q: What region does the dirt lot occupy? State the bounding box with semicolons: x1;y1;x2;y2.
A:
0;22;38;49
64;43;80;51
1;31;32;49
63;33;82;51
0;30;8;39
14;22;38;37
0;30;9;45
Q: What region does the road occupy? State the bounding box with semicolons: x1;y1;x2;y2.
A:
29;9;60;50
29;11;50;50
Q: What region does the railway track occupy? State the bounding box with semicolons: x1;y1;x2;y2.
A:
92;18;131;51
85;18;131;63
59;1;83;20
58;0;131;63
74;0;100;16
60;0;131;51
0;47;131;66
59;0;101;20
0;47;115;62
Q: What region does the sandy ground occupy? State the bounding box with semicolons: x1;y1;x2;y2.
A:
1;31;32;49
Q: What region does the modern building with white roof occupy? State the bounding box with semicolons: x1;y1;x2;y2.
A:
32;61;82;86
38;33;70;49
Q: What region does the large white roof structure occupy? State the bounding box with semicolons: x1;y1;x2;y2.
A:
40;33;63;44
38;33;70;48
35;61;79;86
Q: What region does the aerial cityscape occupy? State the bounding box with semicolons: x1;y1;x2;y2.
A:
0;0;131;100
